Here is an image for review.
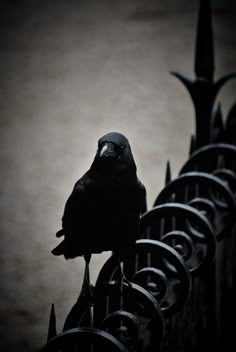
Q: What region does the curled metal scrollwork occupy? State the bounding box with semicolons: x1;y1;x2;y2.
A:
212;169;236;197
99;310;139;347
96;239;191;318
139;203;216;275
63;285;94;331
187;197;216;224
94;280;165;351
179;143;236;195
41;327;129;352
153;172;236;241
161;231;194;262
132;267;168;302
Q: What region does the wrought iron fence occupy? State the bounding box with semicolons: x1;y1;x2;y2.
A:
41;0;236;351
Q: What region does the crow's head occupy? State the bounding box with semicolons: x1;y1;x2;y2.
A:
93;132;137;176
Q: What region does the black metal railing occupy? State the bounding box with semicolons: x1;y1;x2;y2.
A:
41;1;236;351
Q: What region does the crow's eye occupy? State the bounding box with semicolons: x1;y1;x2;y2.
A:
112;144;123;153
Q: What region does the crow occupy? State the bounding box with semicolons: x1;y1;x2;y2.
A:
51;132;147;264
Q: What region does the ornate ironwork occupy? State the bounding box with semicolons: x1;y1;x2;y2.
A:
154;172;236;241
96;239;192;318
171;0;236;149
139;203;216;275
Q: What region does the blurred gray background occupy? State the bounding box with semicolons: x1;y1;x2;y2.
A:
0;0;235;351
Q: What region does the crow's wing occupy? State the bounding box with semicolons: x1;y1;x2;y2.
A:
51;173;89;257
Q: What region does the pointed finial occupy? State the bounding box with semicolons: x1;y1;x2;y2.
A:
195;0;214;81
171;0;235;148
226;102;236;128
212;103;223;127
225;102;236;144
189;135;196;155
165;161;171;185
47;304;57;342
211;103;224;143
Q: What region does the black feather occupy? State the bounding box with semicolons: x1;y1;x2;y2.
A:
51;132;146;259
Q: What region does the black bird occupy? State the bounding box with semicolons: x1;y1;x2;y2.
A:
52;132;147;264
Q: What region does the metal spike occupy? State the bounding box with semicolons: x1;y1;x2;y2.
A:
225;102;236;144
214;73;236;97
82;254;94;301
170;1;236;149
195;0;214;81
189;135;196;156
212;103;223;130
211;103;224;143
226;102;236;126
170;71;194;95
47;304;57;342
165;161;171;186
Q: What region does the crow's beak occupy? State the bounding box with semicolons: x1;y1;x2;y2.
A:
99;142;117;159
